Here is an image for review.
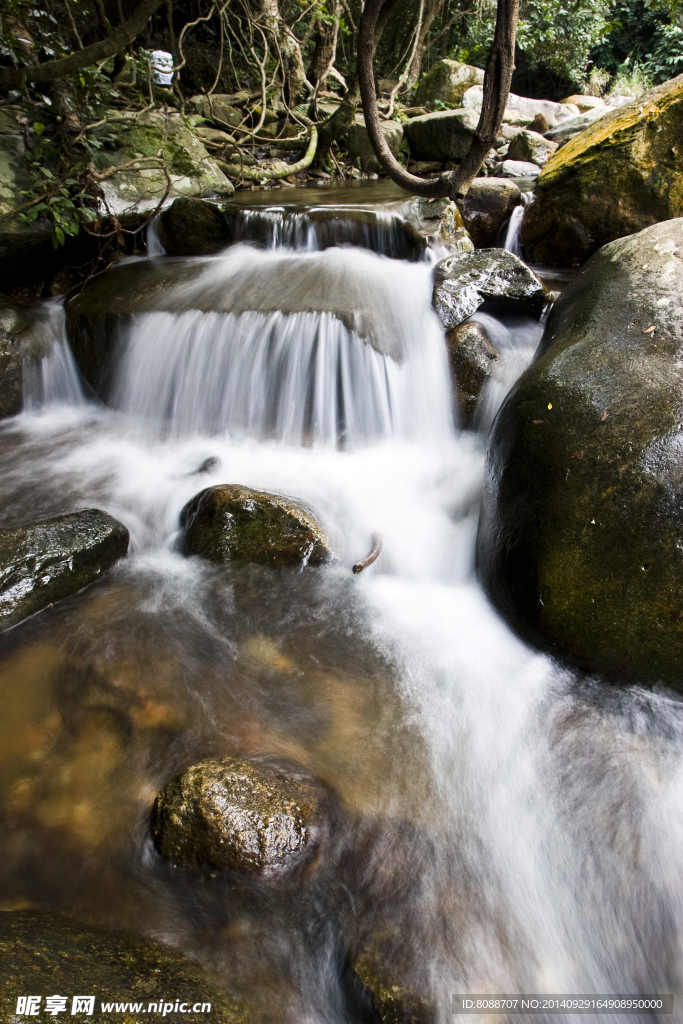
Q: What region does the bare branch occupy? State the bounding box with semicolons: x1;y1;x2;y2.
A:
0;0;166;88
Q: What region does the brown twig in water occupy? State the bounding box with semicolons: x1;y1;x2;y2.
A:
353;534;382;574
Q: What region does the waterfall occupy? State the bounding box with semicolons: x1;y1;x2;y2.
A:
22;302;85;410
225;205;424;260
502;192;531;257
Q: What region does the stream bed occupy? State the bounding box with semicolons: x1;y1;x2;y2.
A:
0;182;682;1023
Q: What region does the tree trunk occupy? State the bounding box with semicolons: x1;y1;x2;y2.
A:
254;0;309;104
308;0;342;91
406;0;446;91
358;0;519;200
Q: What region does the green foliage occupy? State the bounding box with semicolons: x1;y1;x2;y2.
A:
590;0;683;87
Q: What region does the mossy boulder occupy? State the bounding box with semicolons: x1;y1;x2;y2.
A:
188;94;243;128
477;218;683;691
344;115;403;172
353;942;435;1023
0;910;251;1024
414;59;484;108
433;249;545;330
156;197;231;255
447;320;500;428
180;484;332;567
404;108;478;162
152;756;333;875
0;509;129;630
521;72;683;266
91;110;234;221
456;179;521;247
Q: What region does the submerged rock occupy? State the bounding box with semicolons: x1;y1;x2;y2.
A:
447;320;500;428
432;249;545;331
457;179;521;247
508;129;557;167
414;59;484;108
0;910;250;1024
156;197;230;256
152;756;332;874
0;509;129;630
404;108;479;162
477;219;683;691
521;72;683;266
345;116;403;172
353;944;435;1024
180;484;332;567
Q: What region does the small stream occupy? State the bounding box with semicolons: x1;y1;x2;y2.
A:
0;181;682;1023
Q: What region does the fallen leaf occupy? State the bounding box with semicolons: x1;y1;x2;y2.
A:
601;410;609;421
533;419;544;425
547;402;553;410
643;325;656;333
571;451;584;459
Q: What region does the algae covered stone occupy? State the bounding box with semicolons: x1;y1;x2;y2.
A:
0;910;250;1024
180;484;332;567
0;509;129;630
477;218;683;691
152;756;332;874
521;71;683;266
433;249;545;331
414;59;484;108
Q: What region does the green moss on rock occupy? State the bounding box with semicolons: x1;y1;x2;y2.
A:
0;509;129;630
521;72;683;265
477;218;683;691
0;910;251;1024
180;485;332;567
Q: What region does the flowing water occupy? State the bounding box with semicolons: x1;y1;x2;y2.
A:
1;182;682;1023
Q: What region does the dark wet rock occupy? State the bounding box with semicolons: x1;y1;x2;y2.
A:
457;179;521;247
402;196;474;252
0;335;23;418
152;756;332;875
521;73;683;266
180;484;332;567
477;219;683;692
156;197;230;256
414;59;484;108
189;94;243;128
432;249;545;331
447;320;500;428
404;109;479;163
491;158;542;178
345;116;403;173
508;129;557;167
0;509;129;631
353;939;435;1024
196;456;221;474
0;910;251;1024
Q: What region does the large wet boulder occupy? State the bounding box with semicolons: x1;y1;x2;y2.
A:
404;108;479;162
152;756;333;875
432;249;545;330
180;484;332;567
156;197;230;256
477;219;683;691
0;509;129;630
521;72;683;266
447;320;500;428
344;115;403;172
0;910;250;1024
414;59;484;108
91;110;234;222
508;129;557;167
457;179;521;247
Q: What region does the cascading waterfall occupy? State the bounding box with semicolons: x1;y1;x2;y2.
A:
3;184;683;1024
502;192;532;257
